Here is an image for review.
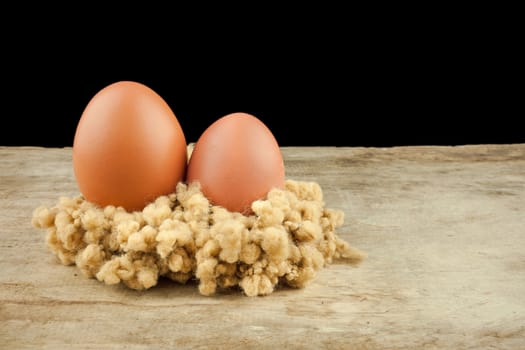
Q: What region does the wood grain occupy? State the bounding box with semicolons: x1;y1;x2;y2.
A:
1;145;524;349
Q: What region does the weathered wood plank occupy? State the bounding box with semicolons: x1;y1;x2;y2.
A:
1;145;524;349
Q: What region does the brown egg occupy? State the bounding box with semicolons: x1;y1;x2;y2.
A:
187;112;285;214
73;81;187;211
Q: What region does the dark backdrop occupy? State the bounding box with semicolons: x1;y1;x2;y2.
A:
5;66;520;148
2;15;521;147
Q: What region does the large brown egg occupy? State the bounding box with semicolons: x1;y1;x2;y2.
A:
187;112;285;214
73;81;187;212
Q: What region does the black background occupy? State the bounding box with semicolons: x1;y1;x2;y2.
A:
2;11;521;147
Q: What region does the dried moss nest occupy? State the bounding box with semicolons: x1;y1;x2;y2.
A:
32;180;365;296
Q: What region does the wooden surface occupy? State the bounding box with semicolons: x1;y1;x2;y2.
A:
1;145;524;349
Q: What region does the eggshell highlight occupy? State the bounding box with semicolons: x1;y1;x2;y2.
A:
186;112;285;214
73;81;187;211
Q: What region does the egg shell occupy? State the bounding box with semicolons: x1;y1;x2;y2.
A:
186;112;285;214
73;81;187;212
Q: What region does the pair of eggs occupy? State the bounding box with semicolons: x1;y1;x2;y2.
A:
73;81;285;214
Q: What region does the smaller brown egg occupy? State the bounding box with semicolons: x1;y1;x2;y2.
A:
187;112;285;214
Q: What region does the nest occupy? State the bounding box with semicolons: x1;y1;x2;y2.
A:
32;180;364;296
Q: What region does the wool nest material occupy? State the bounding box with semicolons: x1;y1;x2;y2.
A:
32;180;365;296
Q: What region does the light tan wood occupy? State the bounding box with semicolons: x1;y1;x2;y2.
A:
1;145;524;349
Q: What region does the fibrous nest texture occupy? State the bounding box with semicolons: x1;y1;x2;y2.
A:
32;180;364;296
